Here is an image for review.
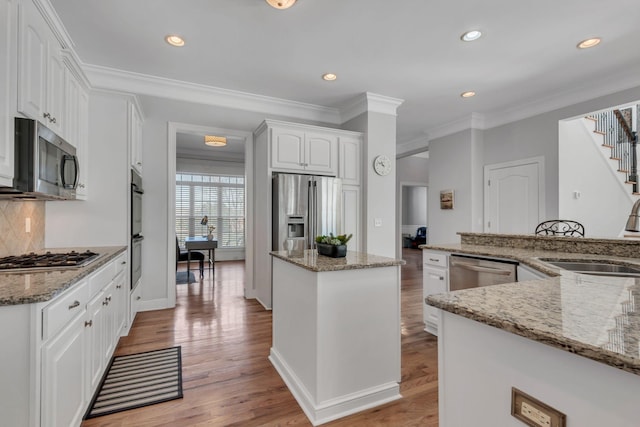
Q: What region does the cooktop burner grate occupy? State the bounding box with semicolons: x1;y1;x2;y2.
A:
0;250;100;271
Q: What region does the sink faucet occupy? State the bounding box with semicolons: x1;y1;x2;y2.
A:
625;199;640;232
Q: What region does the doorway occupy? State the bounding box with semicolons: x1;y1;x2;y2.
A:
166;122;254;308
398;182;428;256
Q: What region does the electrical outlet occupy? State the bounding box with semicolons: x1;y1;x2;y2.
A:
511;388;565;427
25;217;31;233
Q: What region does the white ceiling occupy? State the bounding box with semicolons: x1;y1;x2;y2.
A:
50;0;640;148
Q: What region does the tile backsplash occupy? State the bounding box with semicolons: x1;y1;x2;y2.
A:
0;200;45;256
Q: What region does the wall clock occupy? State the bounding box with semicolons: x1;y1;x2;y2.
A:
373;154;391;176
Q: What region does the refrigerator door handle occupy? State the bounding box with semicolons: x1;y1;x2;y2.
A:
308;180;314;249
312;180;318;249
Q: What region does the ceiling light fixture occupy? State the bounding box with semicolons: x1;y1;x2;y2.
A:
322;73;337;81
461;91;476;98
204;135;227;147
577;37;601;49
461;30;482;42
266;0;297;9
165;35;185;47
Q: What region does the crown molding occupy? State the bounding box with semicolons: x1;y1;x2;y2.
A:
34;0;75;49
82;64;343;124
426;113;486;142
396;135;430;158
340;92;405;123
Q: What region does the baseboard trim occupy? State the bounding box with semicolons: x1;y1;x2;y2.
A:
269;348;401;426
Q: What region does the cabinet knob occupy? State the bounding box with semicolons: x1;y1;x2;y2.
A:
116;285;122;289
439;276;444;280
43;112;51;120
85;320;93;327
68;300;80;310
136;296;141;300
51;117;56;124
103;300;108;306
78;183;85;188
121;261;127;265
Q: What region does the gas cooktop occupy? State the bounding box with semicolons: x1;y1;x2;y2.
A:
0;250;100;272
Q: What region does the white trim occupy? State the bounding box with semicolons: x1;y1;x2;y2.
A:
138;297;169;313
427;113;486;141
33;0;74;49
396;135;430;158
340;92;405;123
483;156;546;232
167;122;255;305
83;64;342;124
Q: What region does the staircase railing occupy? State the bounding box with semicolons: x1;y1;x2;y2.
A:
589;106;638;194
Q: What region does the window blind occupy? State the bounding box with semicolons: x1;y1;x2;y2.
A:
175;173;245;249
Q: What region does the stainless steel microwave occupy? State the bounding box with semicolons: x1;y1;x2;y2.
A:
0;118;78;200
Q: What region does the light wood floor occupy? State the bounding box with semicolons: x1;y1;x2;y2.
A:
82;249;438;426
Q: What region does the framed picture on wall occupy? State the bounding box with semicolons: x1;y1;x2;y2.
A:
440;190;454;209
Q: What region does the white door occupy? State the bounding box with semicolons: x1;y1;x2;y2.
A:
484;158;544;234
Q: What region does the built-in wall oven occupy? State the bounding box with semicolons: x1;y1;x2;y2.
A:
449;254;517;291
131;169;144;289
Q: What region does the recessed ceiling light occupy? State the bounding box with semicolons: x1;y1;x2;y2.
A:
577;37;601;49
266;0;297;9
461;30;482;42
322;73;337;81
204;135;227;147
165;35;185;47
461;91;476;98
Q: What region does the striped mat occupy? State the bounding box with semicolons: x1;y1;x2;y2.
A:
85;346;183;419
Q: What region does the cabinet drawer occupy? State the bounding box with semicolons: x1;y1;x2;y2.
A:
90;262;116;295
423;251;447;267
114;252;127;276
42;280;89;340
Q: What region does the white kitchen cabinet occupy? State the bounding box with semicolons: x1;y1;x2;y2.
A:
423;250;449;336
341;184;361;253
130;279;142;326
75;87;89;198
41;295;88;427
18;0;65;136
0;0;15;187
267;122;338;175
86;287;106;394
113;255;128;336
129;100;143;175
338;136;361;185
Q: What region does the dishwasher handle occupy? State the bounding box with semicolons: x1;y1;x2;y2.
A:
450;260;513;276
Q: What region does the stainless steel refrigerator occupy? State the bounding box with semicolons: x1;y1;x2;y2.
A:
272;172;342;252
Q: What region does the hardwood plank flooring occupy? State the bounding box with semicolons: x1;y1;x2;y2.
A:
82;249;438;426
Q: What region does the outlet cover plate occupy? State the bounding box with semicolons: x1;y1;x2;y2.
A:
511;387;566;427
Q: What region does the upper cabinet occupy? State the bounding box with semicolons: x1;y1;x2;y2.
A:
18;0;65;136
338;136;361;185
0;0;16;187
129;100;143;175
64;56;90;198
268;123;338;175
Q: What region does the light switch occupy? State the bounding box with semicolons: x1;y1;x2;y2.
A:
374;218;382;227
25;217;31;233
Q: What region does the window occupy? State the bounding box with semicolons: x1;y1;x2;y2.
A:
176;173;245;249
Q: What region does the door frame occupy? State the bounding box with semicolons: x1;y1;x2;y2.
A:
483;156;545;233
167;122;254;307
397;181;428;258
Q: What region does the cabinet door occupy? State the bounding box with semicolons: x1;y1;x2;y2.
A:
341;185;360;253
113;269;127;336
75;88;89;198
0;0;14;186
45;41;65;136
18;0;47;121
270;127;305;171
305;132;337;175
129;102;143;174
41;313;87;427
102;281;116;361
86;290;105;394
338;136;360;185
423;265;447;336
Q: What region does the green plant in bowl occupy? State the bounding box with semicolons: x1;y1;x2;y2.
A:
315;233;352;246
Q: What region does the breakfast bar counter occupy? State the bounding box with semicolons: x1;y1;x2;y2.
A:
269;250;404;426
422;233;640;427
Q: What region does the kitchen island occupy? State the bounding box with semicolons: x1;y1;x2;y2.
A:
424;233;640;427
269;250;405;426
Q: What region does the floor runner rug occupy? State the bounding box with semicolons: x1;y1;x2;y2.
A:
85;346;183;419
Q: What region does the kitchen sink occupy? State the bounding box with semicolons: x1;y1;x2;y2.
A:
539;259;640;277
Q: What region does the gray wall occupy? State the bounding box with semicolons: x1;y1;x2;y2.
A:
402;186;427;225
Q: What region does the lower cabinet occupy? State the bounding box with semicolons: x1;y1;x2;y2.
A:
423;250;449;336
41;305;88;427
39;251;128;427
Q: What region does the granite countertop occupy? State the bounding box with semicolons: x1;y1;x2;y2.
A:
422;236;640;376
270;249;405;272
0;246;127;306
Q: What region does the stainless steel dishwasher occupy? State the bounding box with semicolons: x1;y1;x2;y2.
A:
449;254;518;291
